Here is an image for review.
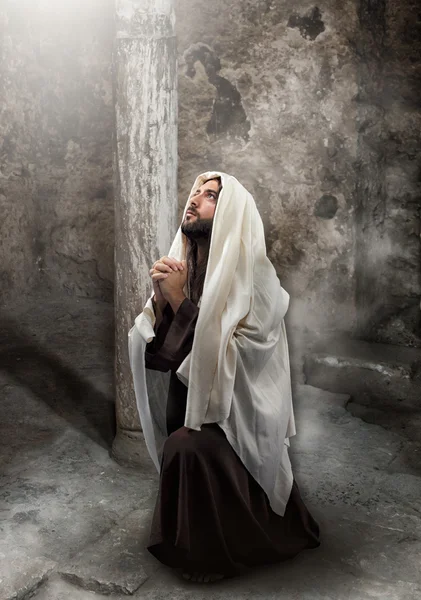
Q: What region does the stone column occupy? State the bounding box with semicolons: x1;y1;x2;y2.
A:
112;0;177;466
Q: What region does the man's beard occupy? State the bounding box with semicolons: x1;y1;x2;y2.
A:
181;217;213;241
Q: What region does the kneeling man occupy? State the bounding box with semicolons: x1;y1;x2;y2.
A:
129;172;320;583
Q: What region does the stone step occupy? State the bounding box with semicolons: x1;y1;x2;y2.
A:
25;575;121;600
58;507;160;596
0;556;56;600
303;337;421;409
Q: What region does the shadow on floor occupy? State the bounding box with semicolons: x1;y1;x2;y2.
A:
346;400;421;475
0;311;116;450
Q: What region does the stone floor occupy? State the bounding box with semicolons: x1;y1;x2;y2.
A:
1;295;421;600
304;336;421;444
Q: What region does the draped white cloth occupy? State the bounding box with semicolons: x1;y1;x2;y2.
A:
128;171;296;516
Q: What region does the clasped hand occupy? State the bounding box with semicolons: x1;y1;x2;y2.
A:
149;256;187;313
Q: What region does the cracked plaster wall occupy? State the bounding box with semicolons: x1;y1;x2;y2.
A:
1;0;419;347
176;0;360;345
176;0;421;347
355;0;421;347
0;0;115;304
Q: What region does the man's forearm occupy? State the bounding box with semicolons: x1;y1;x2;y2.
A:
166;291;186;314
153;293;167;315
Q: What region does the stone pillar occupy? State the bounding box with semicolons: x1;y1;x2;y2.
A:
112;0;177;466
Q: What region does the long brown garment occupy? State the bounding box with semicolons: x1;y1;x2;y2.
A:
145;298;320;576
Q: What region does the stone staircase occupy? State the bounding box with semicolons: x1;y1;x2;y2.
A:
303;337;421;440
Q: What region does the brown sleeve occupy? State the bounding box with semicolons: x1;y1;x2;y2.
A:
145;298;199;372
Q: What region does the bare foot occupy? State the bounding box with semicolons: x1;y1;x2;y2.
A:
182;571;224;583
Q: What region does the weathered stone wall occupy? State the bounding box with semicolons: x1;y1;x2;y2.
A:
0;3;39;304
0;0;115;304
356;0;421;347
176;0;360;347
1;0;419;349
175;0;421;348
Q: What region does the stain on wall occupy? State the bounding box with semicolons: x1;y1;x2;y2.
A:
287;6;326;41
176;0;359;343
184;43;251;140
175;0;421;347
314;194;339;219
1;0;419;350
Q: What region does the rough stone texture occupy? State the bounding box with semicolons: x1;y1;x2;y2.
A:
60;509;160;595
0;2;420;598
112;0;178;465
355;0;421;348
346;399;421;449
0;3;40;306
2;298;418;600
356;0;421;346
0;295;158;600
304;338;421;408
1;0;419;428
175;0;421;353
35;569;421;600
0;557;56;600
304;337;421;442
121;566;421;600
0;0;115;304
175;0;359;345
1;0;419;361
25;576;127;600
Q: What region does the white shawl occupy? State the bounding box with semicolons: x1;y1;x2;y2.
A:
128;171;296;516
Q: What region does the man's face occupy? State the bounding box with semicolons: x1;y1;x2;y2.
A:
181;179;220;240
183;179;220;224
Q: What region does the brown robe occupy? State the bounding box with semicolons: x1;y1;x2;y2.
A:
145;298;320;576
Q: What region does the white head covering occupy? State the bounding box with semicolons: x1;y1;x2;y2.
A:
129;171;296;515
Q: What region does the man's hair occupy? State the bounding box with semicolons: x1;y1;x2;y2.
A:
205;176;222;195
186;176;222;305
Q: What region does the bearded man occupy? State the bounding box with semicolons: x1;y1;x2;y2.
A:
128;172;320;583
